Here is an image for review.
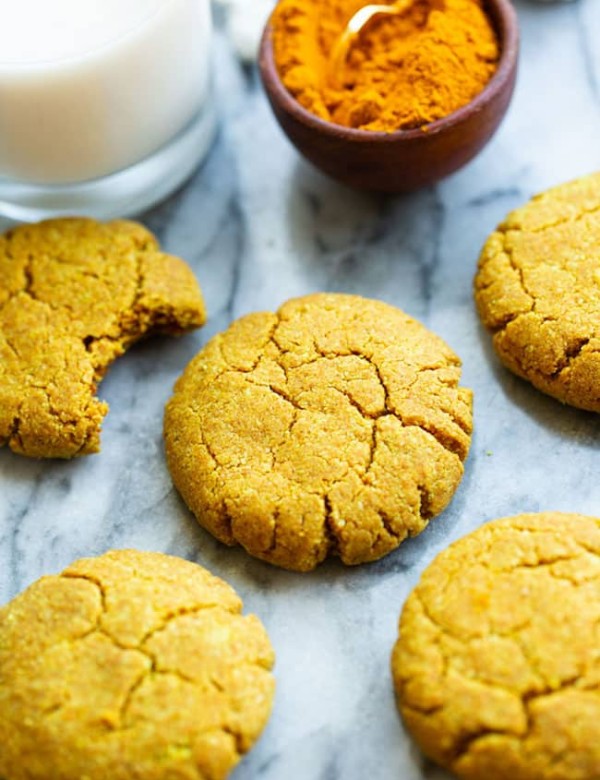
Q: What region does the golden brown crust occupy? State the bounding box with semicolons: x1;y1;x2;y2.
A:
474;173;600;412
164;293;473;572
0;218;207;459
0;550;275;780
391;512;600;780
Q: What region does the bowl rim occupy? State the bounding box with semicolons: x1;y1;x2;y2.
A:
259;0;520;144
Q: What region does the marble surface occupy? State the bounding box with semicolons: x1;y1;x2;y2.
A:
1;1;600;778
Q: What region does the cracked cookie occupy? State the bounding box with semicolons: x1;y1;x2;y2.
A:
164;293;473;572
391;511;600;780
0;549;275;780
475;173;600;411
0;217;206;458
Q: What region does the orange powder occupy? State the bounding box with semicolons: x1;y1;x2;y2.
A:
271;0;500;132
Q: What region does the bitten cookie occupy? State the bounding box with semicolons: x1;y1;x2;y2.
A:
392;512;600;780
164;293;473;572
0;550;275;780
0;218;206;458
475;172;600;411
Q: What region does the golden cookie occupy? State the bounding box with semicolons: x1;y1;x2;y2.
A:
164;293;473;572
0;218;206;458
0;549;275;780
475;173;600;411
392;512;600;780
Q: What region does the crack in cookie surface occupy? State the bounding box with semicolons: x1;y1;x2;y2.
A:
392;512;600;780
164;293;473;572
0;218;206;458
474;173;600;411
0;550;275;780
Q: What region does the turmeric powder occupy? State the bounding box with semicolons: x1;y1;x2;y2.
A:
271;0;500;132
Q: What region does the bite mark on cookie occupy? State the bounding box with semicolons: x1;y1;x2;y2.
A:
0;218;206;458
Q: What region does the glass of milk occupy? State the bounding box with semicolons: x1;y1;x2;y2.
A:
0;0;216;221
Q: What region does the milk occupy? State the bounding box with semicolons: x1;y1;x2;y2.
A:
0;0;212;184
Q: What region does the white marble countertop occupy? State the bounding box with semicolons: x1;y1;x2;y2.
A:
1;2;600;778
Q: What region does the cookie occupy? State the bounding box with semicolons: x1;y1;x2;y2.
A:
164;293;473;572
475;172;600;411
0;549;275;780
391;512;600;780
0;218;206;458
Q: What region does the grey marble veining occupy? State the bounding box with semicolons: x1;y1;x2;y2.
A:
1;2;600;778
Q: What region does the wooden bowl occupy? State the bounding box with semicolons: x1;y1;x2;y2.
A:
259;0;519;192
